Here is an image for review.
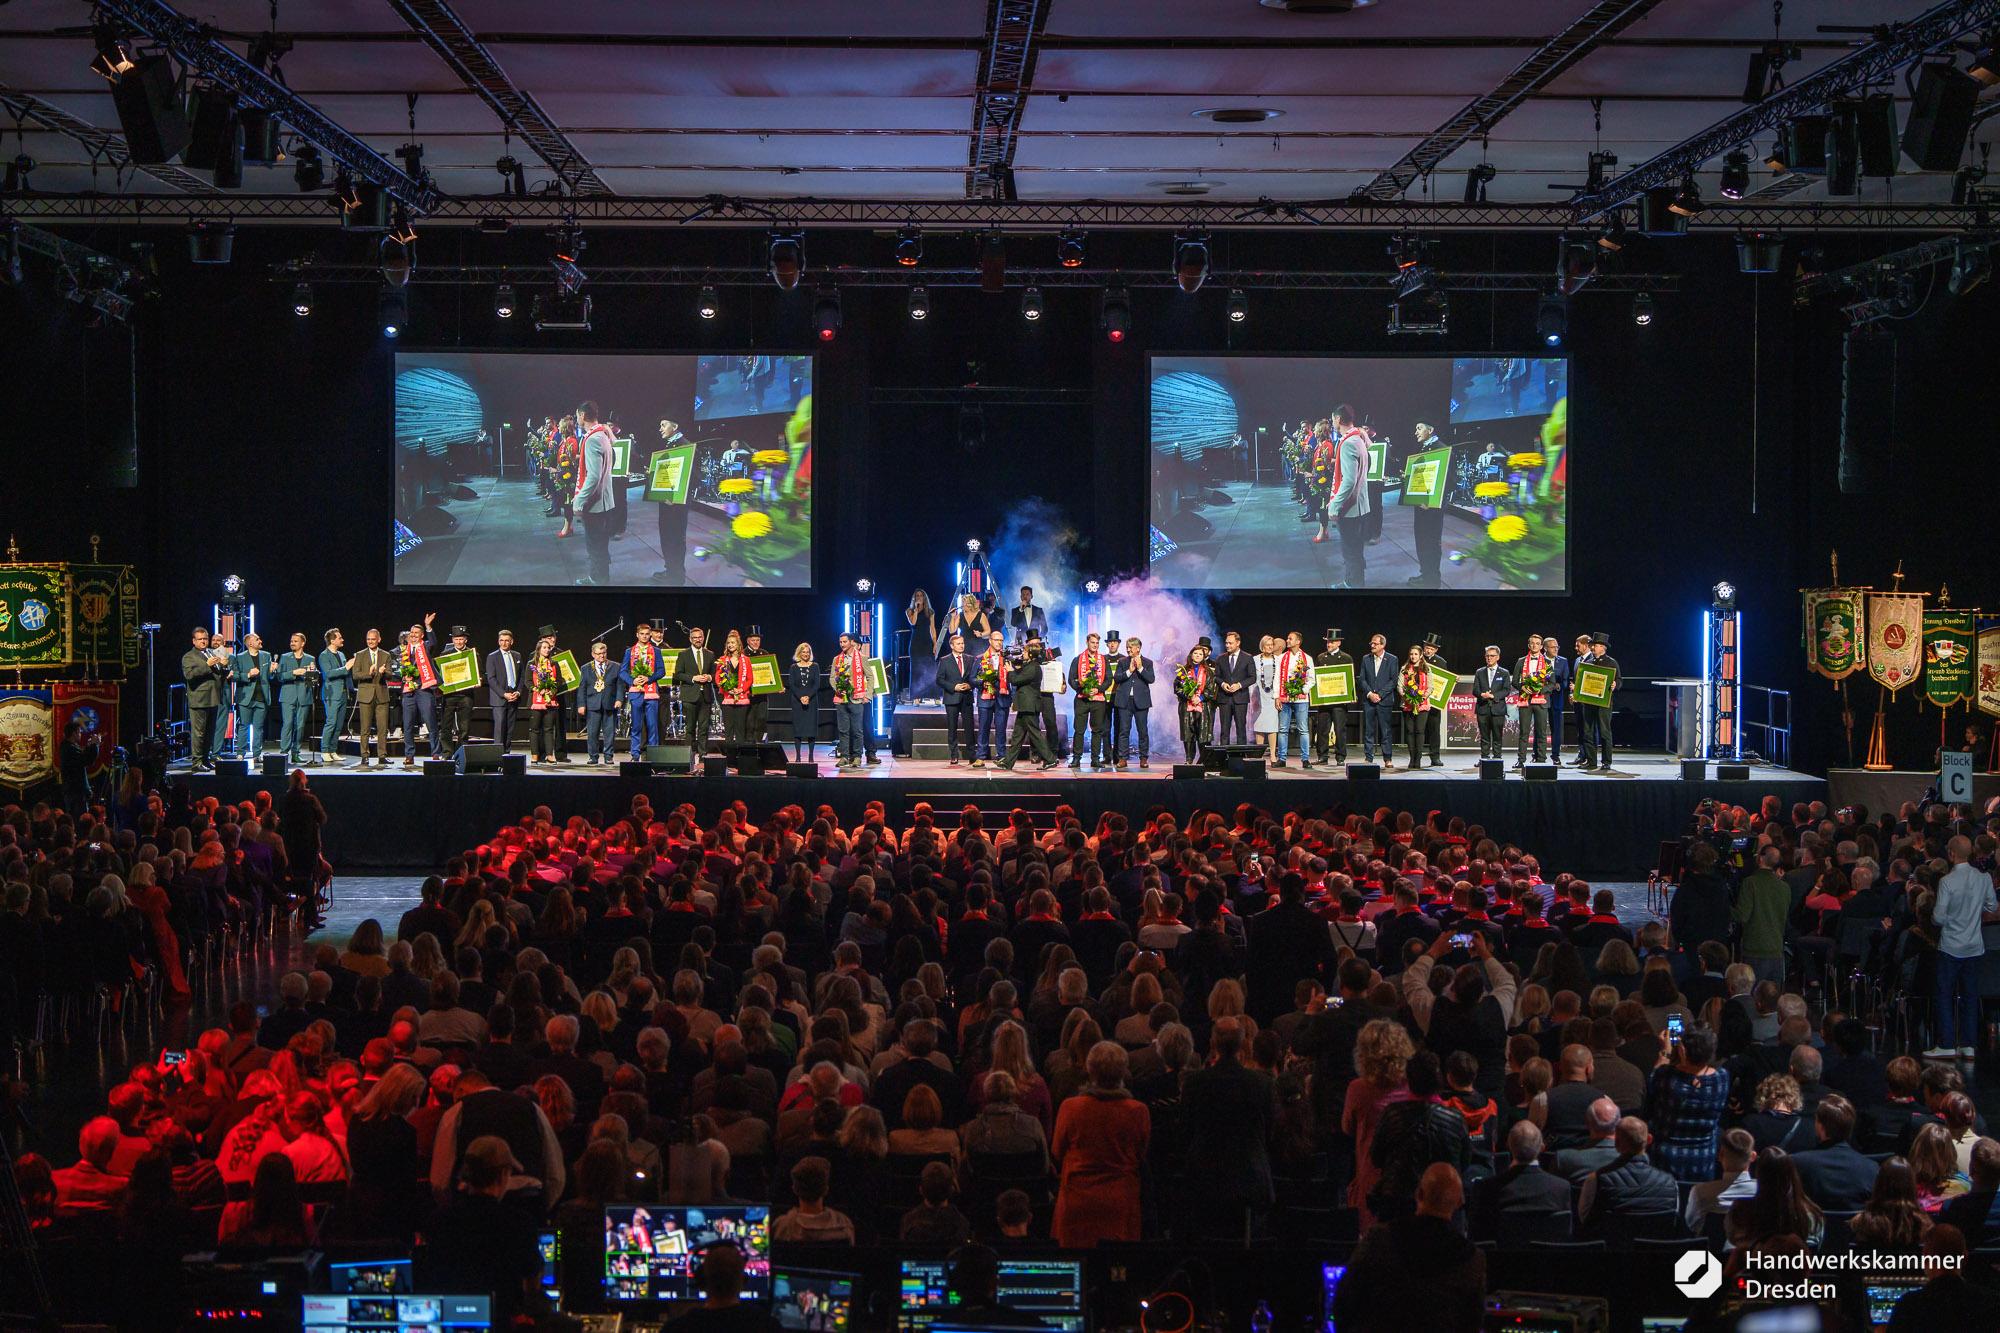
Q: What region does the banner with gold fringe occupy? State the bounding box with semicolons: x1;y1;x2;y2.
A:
1978;622;2000;719
52;682;118;779
1923;609;1977;709
0;688;54;790
1802;587;1866;680
1866;592;1924;693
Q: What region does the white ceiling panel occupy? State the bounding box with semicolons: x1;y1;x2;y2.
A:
490;43;979;99
533;93;969;133
1035;48;1531;97
568;131;968;171
1045;0;1595;41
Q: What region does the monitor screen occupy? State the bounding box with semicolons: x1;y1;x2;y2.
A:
537;1230;560;1300
329;1259;414;1295
1865;1280;1921;1328
1640;1319;1687;1333
603;1204;771;1303
1323;1263;1347;1332
301;1294;490;1330
899;1256;1085;1333
772;1267;857;1332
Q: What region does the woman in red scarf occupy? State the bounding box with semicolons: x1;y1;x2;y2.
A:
1397;644;1431;765
717;629;754;741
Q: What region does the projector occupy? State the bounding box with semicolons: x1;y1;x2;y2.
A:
532;293;592;331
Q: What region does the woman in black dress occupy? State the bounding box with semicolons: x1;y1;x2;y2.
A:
787;642;822;763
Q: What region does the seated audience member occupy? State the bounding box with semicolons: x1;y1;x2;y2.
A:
51;1117;129;1215
1938;1137;2000;1249
660;1242;783;1333
771;1156;855;1243
1333;1164;1486;1333
900;1161;974;1245
1684;1128;1758;1235
1575;1116;1679;1236
421;1136;546;1325
1471;1120;1572;1240
1791;1094;1882;1213
1552;1096;1622;1181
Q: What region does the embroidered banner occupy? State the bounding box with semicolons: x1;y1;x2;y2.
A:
0;565;68;669
53;682;119;779
1801;587;1866;681
1922;609;1977;709
0;689;54;789
1866;593;1925;692
1978;623;2000;719
70;563;140;674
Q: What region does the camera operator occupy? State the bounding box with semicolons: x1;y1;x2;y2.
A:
996;638;1058;770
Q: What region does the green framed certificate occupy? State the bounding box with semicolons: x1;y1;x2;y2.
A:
1366;441;1387;483
1573;661;1618;705
659;648;682;680
1424;664;1459;709
611;436;633;475
748;653;785;696
1311;661;1356;706
436;648;482;695
551;649;580;692
864;657;890;699
1401;445;1451;508
645;443;695;504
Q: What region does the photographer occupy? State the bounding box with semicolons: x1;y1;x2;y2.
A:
996;638;1058;770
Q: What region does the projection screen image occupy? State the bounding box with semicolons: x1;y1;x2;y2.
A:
1148;355;1568;592
392;352;813;589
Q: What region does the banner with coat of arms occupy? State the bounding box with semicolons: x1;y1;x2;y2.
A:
0;565;68;669
1922;609;1977;709
1865;592;1925;693
69;563;140;673
52;683;118;779
1978;623;2000;719
0;688;54;789
1801;588;1866;680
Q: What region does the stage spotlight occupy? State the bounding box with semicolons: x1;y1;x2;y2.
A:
89;20;137;80
1712;581;1737;611
813;286;842;341
768;231;804;290
697;285;719;320
965;538;981;553
1535;293;1567;348
1227;288;1248;323
1173;232;1209;294
291;282;312;318
1948;241;1990;296
1667;174;1703;217
1638;186;1689;237
1631;291;1654;327
1101;286;1131;343
379;286;406;338
1719;150;1750;200
1462;161;1496;204
221;573;243;596
494;284;516;319
907;285;929;320
1083;578;1102;595
894;225;922;267
1736;232;1784;274
855;578;874;595
1056;227;1086;268
379;233;414;287
1021;285;1044;321
979;230;1007;293
550;225;585;295
495;154;527;198
187;221;235;265
1595;212;1627;252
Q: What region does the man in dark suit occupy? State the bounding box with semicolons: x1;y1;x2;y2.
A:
1212;631;1253;746
486;629;523;750
1546;632;1573;763
181;626;229;770
1791;1094;1882;1213
1178;1018;1276;1237
1111;635;1155;770
1066;632;1113;770
1006;585;1048;649
1245;872;1337;1025
576;640;624;764
997;641;1057;770
672;626;716;756
1472;1120;1573;1240
230;631;274;759
1472;644;1511;761
1375;880;1441;971
869;1019;962;1130
1356;634;1398;764
935;631;977;766
436;625;477;756
1575;632;1619;771
1310;628;1351;765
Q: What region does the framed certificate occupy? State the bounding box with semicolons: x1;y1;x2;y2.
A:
748;654;785;696
551;649;581;692
1040;661;1067;694
1366;441;1387;483
1401;445;1451;508
1573;661;1618;705
863;657;891;698
436;648;482;695
645;444;695;504
659;648;681;679
1311;661;1356;706
1424;664;1459;709
611;436;633;476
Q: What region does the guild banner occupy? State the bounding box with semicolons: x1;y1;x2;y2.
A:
0;688;54;789
1922;609;1977;709
1801;587;1866;680
1978;623;2000;719
1865;593;1924;692
70;564;140;673
53;682;119;779
0;565;68;668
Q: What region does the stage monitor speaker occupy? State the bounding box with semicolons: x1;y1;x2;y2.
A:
454;743;503;775
214;757;249;777
406;505;458;538
260;754;288;779
1479;758;1506;781
499;753;527;777
1824;103;1861;196
109;55;191;163
1346;763;1382;780
1717;762;1751;781
1524;763;1559;782
785;762;818;779
1903;64;1978;171
1680;758;1709;781
1229;756;1268;779
619;761;652;779
702;755;729;778
423;758;455;778
646;743;694;774
1170;764;1206;780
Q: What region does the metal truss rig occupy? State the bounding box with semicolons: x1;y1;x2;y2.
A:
1791;232;1994;302
10;193;1985;232
966;0;1048;201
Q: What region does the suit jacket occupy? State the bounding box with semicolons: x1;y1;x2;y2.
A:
1356;652;1397;702
672;644;714;706
1212;647;1254;693
276;652;317;704
182;647;227;708
1006;603;1047;645
231;651;274;709
935;649;976;703
1472;1163;1573;1238
1472;665;1512;718
1329;428;1373;519
1112;656;1155;711
486;649;524;708
579;658;624;713
1006;658;1046;712
351;647;395;704
1546;653;1572;699
1791;1141;1881;1213
318;648;354;702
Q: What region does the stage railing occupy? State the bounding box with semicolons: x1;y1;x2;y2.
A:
1741;684;1792;770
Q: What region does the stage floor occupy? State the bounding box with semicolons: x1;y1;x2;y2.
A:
183;751;1822;881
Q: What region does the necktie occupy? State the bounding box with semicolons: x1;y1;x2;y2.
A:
504;653;516;688
955;654;963;677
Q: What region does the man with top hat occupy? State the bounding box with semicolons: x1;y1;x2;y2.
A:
437;625;477;757
622;621;665;757
397;613;440;767
487;629;523;751
1311;628;1351;766
1576;633;1619;772
1415;633;1447;768
744;627;772;743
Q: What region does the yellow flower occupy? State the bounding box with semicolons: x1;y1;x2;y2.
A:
1474;481;1508;499
718;478;754;495
1507;451;1545;470
731;511;773;539
1488;515;1528;543
752;449;788;466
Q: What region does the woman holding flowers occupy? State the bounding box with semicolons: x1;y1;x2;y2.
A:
717;629;754;742
1397;644;1431;761
1174;641;1219;765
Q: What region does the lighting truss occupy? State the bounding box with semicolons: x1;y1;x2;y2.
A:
1792;232;1993;302
967;0;1048;201
9;219;150;294
0;86;220;194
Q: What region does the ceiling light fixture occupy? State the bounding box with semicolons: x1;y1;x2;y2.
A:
768;231;804;291
697;285;719;320
1021;286;1044;321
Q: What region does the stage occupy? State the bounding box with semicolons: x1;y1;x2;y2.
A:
182;751;1822;880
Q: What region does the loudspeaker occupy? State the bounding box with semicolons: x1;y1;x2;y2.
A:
1524;763;1559;782
619;761;652;779
1772;115;1829;173
645;743;694;774
423;758;455;778
1680;758;1709;781
1479;758;1506;781
1824;103;1861;196
1346;762;1382;780
724;742;768;776
182;86;241;176
785;762;818;779
454;742;504;775
260;754;288;779
1170;764;1206;780
1230;756;1268;779
499;753;527;777
1717;762;1751;782
702;755;729;777
214;757;249;777
111;55;191;164
1637;186;1688;237
1903;64;1978;172
1854;94;1899;177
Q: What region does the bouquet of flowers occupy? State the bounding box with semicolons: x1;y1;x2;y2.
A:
398;650;421;687
1078;650;1109;699
1398;665;1430;712
976;652;1002;699
1517;659;1551;698
1174;663;1209;709
1452;395;1568;589
629;644;655;688
832;652;858;702
1279;652;1311;702
717;656;742;699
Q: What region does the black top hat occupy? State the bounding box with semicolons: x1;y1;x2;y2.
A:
748;624;762;638
536;624;558;640
650;617;666;631
1421;632;1443;649
448;625;468;638
1591;632;1610;646
1325;628;1343;642
1196;636;1213;650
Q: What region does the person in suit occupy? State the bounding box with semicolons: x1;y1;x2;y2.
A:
229;631;274;759
1177;1019;1276;1236
787;643;822;764
1415;633;1448;767
1006;585;1048;650
743;629;772;742
651;418;691;586
1111;635;1155;770
276;633;317;766
1311;628;1351;766
1325;403;1373;589
572;399;619;587
1513;634;1553;768
1575;633;1619;772
1543;632;1571;762
971;629;1012;769
618;622;663;758
350;627;395;769
1472;1120;1573;1241
935;631;977;766
1790;1094;1882;1213
998;640;1058;770
1067;632;1113;770
1212;631;1253;746
485;630;523;751
436;625;476;757
1404;420;1447;588
317;628;353;766
1472;645;1512;761
396;614;440;767
181;626;229;770
673;627;716;757
1356;634;1397;764
1245;872;1337;1025
1567;633;1594;764
576;641;624;764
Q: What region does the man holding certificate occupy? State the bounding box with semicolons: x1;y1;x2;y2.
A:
1311;629;1351;766
1574;633;1620;772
